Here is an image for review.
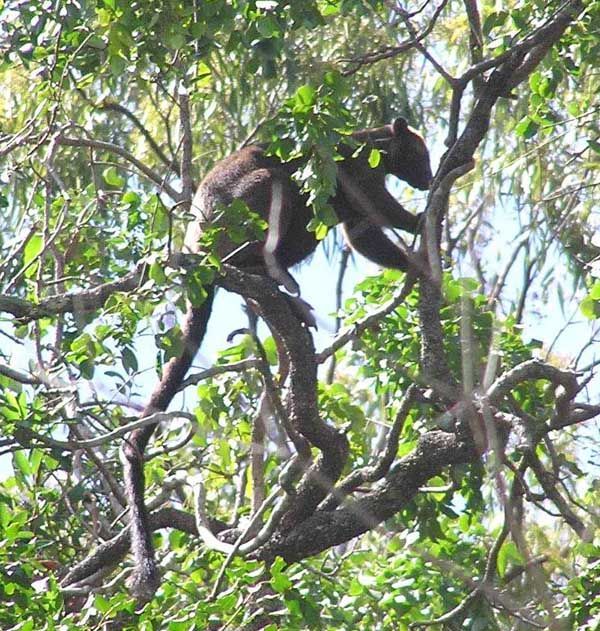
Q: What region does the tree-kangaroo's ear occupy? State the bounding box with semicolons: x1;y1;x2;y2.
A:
392;117;409;135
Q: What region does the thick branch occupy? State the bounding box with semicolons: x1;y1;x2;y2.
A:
258;429;475;563
218;267;349;529
321;384;417;511
61;507;221;588
487;359;579;407
418;278;459;399
0;262;145;321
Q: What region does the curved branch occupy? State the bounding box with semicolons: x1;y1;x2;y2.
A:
486;359;579;407
218;266;349;530
20;411;196;451
56;135;181;202
0;261;145;321
97;99;180;175
258;429;476;563
61;507;217;589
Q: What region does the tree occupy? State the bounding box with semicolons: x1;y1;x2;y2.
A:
0;0;599;629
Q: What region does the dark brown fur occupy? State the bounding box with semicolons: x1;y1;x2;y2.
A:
186;117;431;291
122;117;432;601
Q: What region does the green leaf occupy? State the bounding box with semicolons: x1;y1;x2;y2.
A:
186;274;209;307
109;54;127;75
167;32;186;49
319;0;341;16
538;77;554;98
511;9;528;31
270;557;292;593
529;71;541;93
580;295;600;319
23;234;43;266
588;140;600;155
122;191;140;205
497;540;524;577
368;148;381;168
149;261;167;285
589;282;600;300
515;117;538;139
459;277;479;293
159;327;184;361
256;15;280;38
196;60;212;88
13;451;32;477
348;577;364;595
482;10;508;35
295;84;316;108
567;101;580;116
30;449;43;476
122;347;138;373
102;166;125;187
94;594;111;613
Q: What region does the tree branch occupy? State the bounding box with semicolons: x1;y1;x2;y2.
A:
486;359;579;407
320;384;417;511
218;267;350;530
258;429;475;563
56;135;181;202
97;99;180;176
341;0;451;75
61;507;223;589
0;261;145;321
